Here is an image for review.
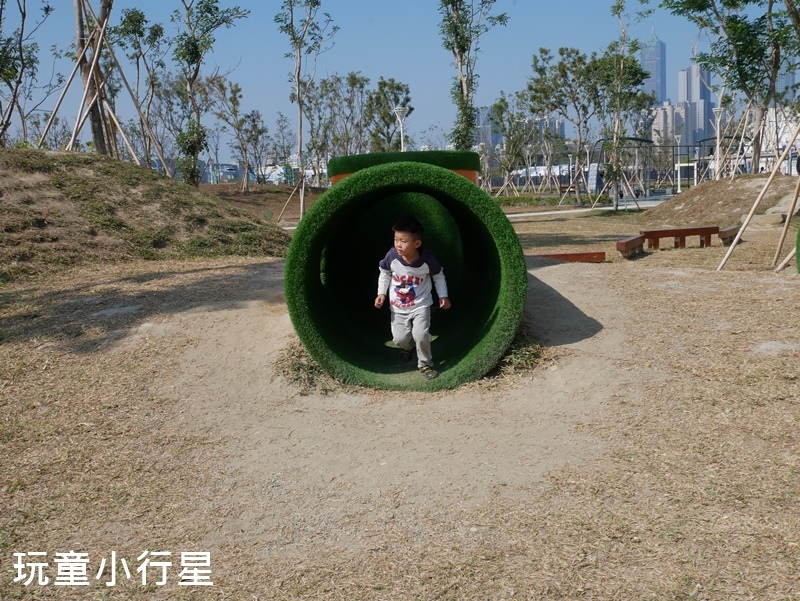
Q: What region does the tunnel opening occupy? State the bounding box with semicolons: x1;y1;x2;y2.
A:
285;156;527;391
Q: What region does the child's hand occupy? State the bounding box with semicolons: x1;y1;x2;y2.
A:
439;297;451;310
375;294;386;309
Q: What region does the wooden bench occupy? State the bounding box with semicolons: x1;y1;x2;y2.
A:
639;226;719;250
534;251;606;263
718;225;741;246
616;234;646;258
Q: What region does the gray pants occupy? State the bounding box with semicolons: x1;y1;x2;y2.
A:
391;306;432;368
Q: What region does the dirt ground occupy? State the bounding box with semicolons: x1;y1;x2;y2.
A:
2;184;800;599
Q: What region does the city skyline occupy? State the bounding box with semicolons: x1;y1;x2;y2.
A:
6;1;708;154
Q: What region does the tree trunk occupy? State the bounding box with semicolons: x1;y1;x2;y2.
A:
240;160;250;193
785;0;800;36
751;104;766;174
574;132;584;206
75;0;110;155
294;47;305;217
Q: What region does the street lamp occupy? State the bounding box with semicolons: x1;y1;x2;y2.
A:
394;105;409;152
675;134;682;193
712;106;723;180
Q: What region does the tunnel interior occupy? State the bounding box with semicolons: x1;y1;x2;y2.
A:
284;158;527;391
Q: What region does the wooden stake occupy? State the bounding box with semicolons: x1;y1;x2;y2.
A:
277;182;301;222
771;172;800;266
103;99;140;165
37;41;91;148
775;246;796;273
717;119;800;271
80;0;171;173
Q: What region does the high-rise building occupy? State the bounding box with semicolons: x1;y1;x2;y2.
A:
641;30;667;103
678;64;713;145
673;101;690;144
534;116;565;139
651;101;676;144
475;106;502;151
776;69;796;102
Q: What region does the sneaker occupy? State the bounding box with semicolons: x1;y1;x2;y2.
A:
399;349;413;363
419;365;439;380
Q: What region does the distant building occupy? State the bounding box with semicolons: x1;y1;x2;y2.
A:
641;30;667;104
651;101;674;144
475;106;500;150
764;106;800;156
535;116;565;139
678;64;714;146
776;67;796;102
209;162;241;183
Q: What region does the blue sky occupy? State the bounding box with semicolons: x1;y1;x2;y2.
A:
18;1;706;153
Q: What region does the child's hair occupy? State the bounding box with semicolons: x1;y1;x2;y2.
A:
392;215;424;239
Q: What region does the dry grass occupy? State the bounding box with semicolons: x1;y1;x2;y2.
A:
274;339;341;395
0;149;290;282
2;170;800;599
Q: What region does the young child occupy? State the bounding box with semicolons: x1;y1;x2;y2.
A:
374;216;451;380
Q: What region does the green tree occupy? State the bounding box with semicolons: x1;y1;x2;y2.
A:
300;78;332;186
593;1;654;207
364;77;413;152
275;0;337;215
271;111;296;170
438;0;508;150
171;0;249;185
526;47;598;205
206;77;255;191
785;0;800;35
322;71;371;157
150;70;193;174
241;110;270;184
653;0;797;172
109;7;167;168
490;92;537;196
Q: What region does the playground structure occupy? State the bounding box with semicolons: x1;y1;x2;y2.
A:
284;151;528;391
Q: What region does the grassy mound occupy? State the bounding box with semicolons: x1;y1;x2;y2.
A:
0;149;291;281
285;157;527;391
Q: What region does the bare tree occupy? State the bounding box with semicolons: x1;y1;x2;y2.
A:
275;0;337;215
271;110;295;167
0;0;55;146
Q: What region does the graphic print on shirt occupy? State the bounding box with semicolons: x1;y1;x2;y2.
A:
392;274;423;308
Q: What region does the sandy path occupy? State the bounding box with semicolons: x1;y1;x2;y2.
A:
145;257;641;556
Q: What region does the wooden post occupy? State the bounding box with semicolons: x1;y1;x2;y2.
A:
718;119;800;271
771;173;800;266
775;246;796;273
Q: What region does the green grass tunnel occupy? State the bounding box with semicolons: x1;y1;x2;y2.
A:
284;155;527;391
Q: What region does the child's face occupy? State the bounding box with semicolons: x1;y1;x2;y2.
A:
394;230;422;260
